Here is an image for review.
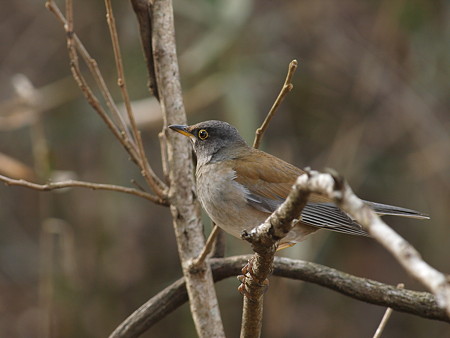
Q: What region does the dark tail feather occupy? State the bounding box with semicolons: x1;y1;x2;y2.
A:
363;201;430;220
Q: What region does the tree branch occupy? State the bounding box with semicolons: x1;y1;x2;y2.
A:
130;0;159;100
148;0;225;336
252;59;298;149
109;255;449;337
46;0;168;202
240;59;299;336
292;169;450;317
373;284;404;338
239;168;449;336
0;174;167;205
239;162;311;337
46;0;133;144
104;0;166;199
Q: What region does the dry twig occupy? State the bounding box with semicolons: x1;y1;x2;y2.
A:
191;225;221;268
45;0;131;140
373;283;405;338
253;59;298;149
104;0;166;199
45;0;168;201
0;174;167;205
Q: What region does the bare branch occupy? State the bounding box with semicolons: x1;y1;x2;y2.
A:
239;168;449;335
239;162;311;337
45;0;130;138
130;0;159;100
104;0;166;199
149;0;225;336
252;59;298;149
109;256;449;338
46;0;168;201
45;0;138;163
373;283;404;338
191;225;220;268
240;59;300;336
0;174;167;205
291;170;450;317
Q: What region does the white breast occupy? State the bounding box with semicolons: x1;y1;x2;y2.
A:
196;163;267;238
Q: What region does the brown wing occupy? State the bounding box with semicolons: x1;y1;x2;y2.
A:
232;148;330;205
231;148;367;236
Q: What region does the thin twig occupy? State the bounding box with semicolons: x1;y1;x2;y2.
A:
0;174;167;205
191;225;220;268
45;0;131;141
252;59;298;149
373;283;404;338
45;0;139;163
130;179;146;192
104;0;166;199
46;0;168;202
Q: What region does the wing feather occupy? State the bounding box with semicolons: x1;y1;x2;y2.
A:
231;149;367;236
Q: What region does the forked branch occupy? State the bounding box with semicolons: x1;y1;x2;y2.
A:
239;169;449;336
109;255;449;337
45;0;167;201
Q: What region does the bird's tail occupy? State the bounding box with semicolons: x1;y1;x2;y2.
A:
364;201;430;219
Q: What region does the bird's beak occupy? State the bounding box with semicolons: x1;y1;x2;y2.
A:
168;124;193;138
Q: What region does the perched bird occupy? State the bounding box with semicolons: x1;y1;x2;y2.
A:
169;120;428;247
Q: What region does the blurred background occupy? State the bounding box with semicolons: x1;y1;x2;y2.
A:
0;0;449;337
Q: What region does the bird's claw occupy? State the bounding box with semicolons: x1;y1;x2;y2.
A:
237;258;270;298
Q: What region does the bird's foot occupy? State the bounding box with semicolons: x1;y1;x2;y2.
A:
237;257;270;299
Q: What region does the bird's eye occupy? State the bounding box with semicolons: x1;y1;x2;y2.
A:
198;129;209;140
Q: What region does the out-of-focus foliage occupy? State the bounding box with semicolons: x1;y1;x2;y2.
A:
0;0;448;337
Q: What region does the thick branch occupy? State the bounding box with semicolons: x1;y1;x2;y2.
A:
130;0;159;100
109;255;449;337
149;0;225;336
240;59;299;337
239;165;311;337
291;170;450;317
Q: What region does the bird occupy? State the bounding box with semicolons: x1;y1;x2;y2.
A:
169;120;429;248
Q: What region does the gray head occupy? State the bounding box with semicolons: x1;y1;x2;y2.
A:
168;120;248;165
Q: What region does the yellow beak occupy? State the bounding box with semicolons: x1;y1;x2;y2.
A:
168;124;193;137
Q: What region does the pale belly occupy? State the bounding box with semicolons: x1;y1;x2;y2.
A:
196;163;268;238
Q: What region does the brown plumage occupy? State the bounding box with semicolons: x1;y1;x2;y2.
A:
169;120;429;245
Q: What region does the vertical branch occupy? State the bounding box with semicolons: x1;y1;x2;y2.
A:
150;0;225;336
104;0;166;198
130;0;159;100
240;59;299;337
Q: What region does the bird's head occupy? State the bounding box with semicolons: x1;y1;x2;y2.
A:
169;120;248;165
